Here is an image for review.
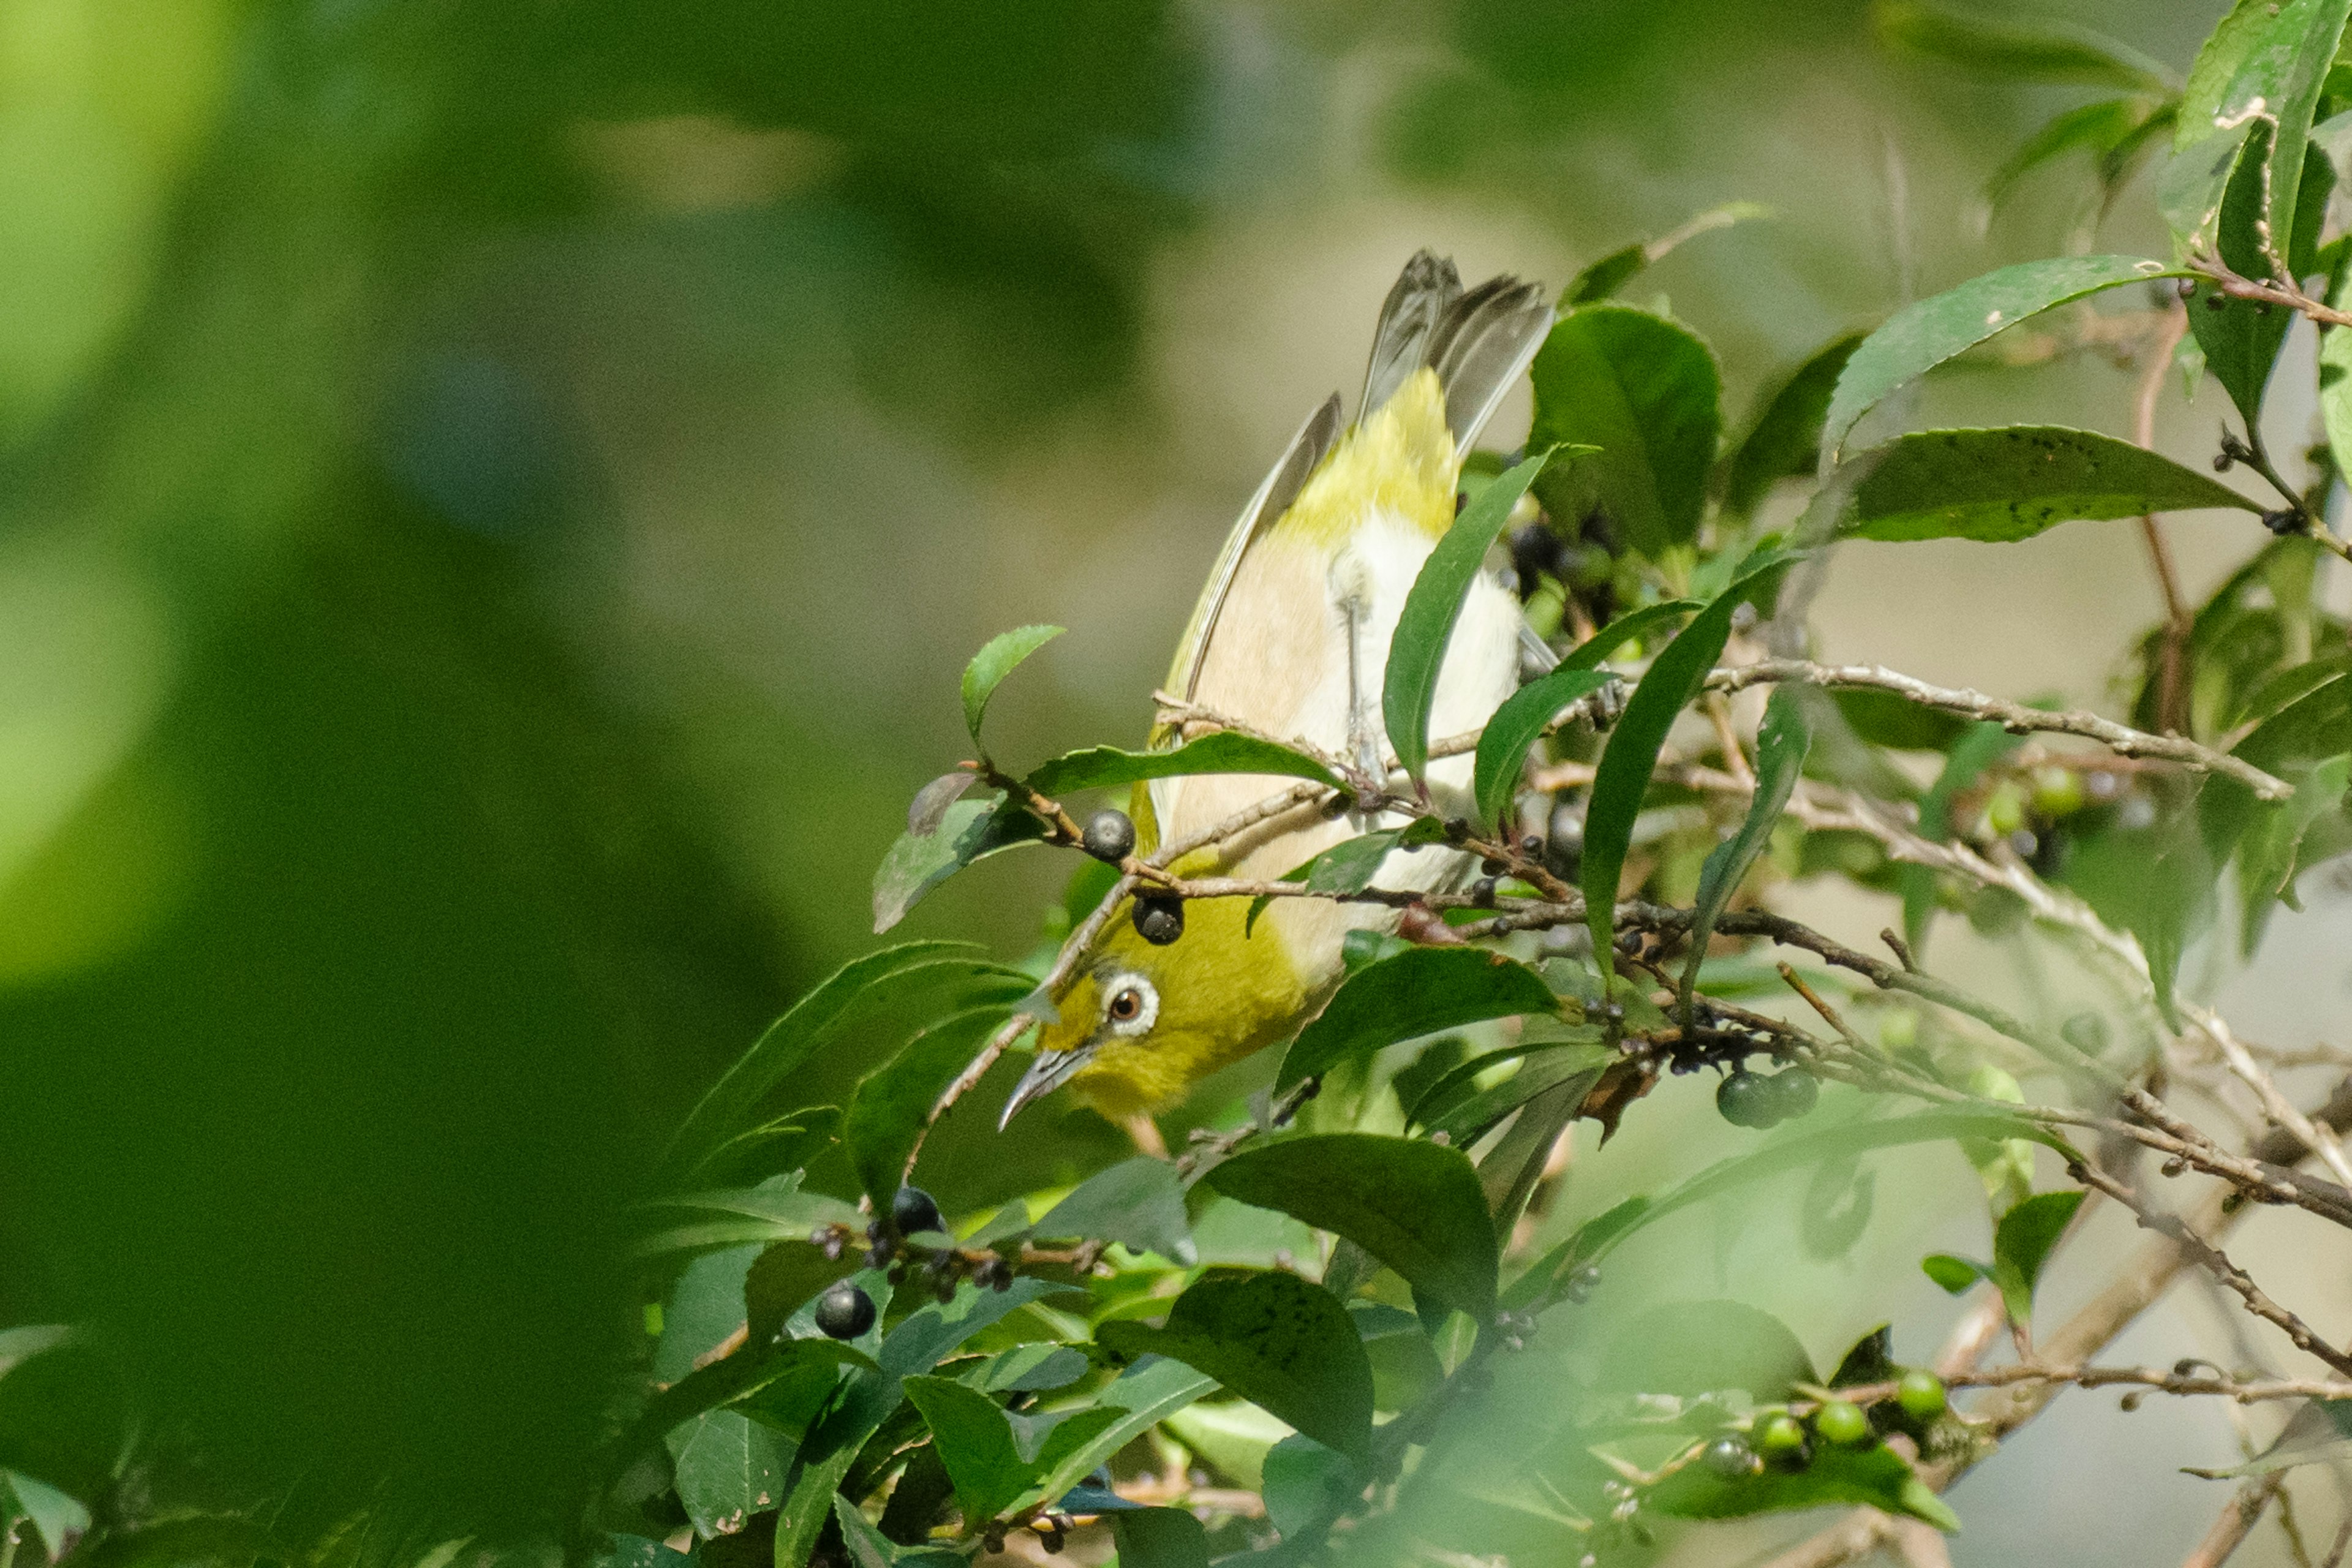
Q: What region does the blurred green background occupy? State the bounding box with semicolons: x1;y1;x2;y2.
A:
1;0;2338;1560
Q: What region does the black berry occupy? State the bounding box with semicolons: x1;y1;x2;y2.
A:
1082;809;1136;863
892;1185;946;1238
1134;895;1184;945
1702;1435;1757;1478
1717;1069;1778;1129
814;1283;876;1340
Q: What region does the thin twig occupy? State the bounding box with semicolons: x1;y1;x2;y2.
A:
2180;1476;2285;1568
2134;302;2194;735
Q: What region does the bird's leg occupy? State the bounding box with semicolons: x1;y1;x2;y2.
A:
1337;574;1386;790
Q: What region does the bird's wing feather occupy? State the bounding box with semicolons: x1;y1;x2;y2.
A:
1160;393;1343;717
1425;276;1555;448
1359;251;1461;420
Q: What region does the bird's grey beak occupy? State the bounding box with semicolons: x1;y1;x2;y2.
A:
998;1045;1095;1130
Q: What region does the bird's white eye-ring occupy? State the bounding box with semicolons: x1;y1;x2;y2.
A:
1101;974;1159;1037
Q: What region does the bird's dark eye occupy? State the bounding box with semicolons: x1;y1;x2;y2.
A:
1108;987;1142;1022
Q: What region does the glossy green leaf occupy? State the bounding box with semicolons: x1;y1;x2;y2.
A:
1033;1155;1196;1264
1472;669;1613;832
665;945;995;1181
1874;0;2175;92
1921;1253;1988;1294
872;795;1052;933
1597;1298;1815;1400
1104;1510;1209;1568
1098;1271;1375;1463
1679;687;1811;1014
1384;448;1562;785
633;1173;864;1259
1203;1133;1502;1319
1275;947;1558;1089
1503;1110;2076;1310
1990;1189;2084;1324
1721;331;1865;516
1841;426;2258;543
1528;307;1722;556
961;625;1064;744
1582;555;1790;969
842;998;1030;1205
1245;816;1447;936
1648;1436;1960;1531
1025;732;1342;797
1985;99;2147;211
1823;256;2176;455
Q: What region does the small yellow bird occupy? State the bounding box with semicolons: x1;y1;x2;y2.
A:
1000;252;1554;1129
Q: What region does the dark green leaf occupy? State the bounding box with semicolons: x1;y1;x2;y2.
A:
1831;1325;1898;1389
1990;1189;2085;1323
1260;1435;1360;1541
1503;1110;2077;1310
1842;426;2258;543
1108;1509;1212;1568
1385;448;1564;785
1560;600;1702;671
1648;1436;1961;1530
1097;1272;1375;1463
1921;1253;1988;1294
1823;256;2176;455
1405;1033;1613;1147
1597;1300;1815;1400
1202;1134;1502;1319
1275;947;1559;1089
669;1406;791;1539
1033;1156;1196;1264
972;1344;1090;1395
1985;99;2149;211
1472;669;1614;831
1874;0;2176;92
1025;732;1341;797
842;1000;1027;1204
1246;817;1447;937
1529;307;1723;556
1563;244;1645;306
962;625;1065;744
2189;127;2334;427
1582;555;1791;968
1025;1359;1216;1513
1722;332;1866;516
632;1173;864;1259
831;1493;963;1568
1679;687;1811;1012
902;1375;1035;1525
872;795;1053;933
665;946;995;1181
775;1447;857;1568
1832;688;1969;750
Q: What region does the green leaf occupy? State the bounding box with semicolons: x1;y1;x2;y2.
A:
1033;1156;1196;1264
1404;1033;1613;1148
633;1173;864;1259
1721;332;1866;516
670;1408;792;1538
1563;203;1771;306
2182;0;2282;149
1025;733;1341;797
2189;126;2335;428
1528;307;1723;556
1647;1437;1961;1530
1202;1133;1502;1319
3;1470;88;1562
1597;1299;1815;1400
1679;687;1811;1013
2185;1398;2352;1479
666;946;1000;1182
1097;1272;1375;1463
1275;946;1559;1089
831;1494;962;1568
903;1375;1035;1526
1022;1359;1216;1514
1874;0;2176;92
1582;555;1791;968
1841;426;2258;543
2180;0;2352;271
1559;599;1702;671
1831;688;1969;751
1260;1434;1360;1541
1384;448;1563;785
1921;1253;1988;1294
775;1446;856;1568
1472;669;1614;832
1823;256;2177;456
2323;260;2352;483
842;1000;1028;1204
1245;817;1447;937
872;795;1053;934
962;625;1064;745
1985;99;2150;211
1108;1510;1212;1568
1902;722;2021;955
1503;1110;2078;1310
1990;1189;2085;1324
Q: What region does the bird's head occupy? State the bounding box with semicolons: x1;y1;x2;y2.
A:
998;891;1313;1128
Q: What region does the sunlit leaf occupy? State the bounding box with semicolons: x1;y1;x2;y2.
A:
872;796;1053;933
962;625;1065;744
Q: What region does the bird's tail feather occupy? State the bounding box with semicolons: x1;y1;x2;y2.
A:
1359;252;1553;451
1358;251;1461;421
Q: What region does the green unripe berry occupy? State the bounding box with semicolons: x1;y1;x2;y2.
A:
815;1283;876;1340
2029;766;2086;818
1082;809;1136;863
1702;1434;1757;1479
1984;780;2027;839
1879;1009;1918;1051
1814;1399;1870;1446
1755;1411;1806;1456
1716;1069;1778;1129
1897;1369;1947;1419
1766;1069;1819;1121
